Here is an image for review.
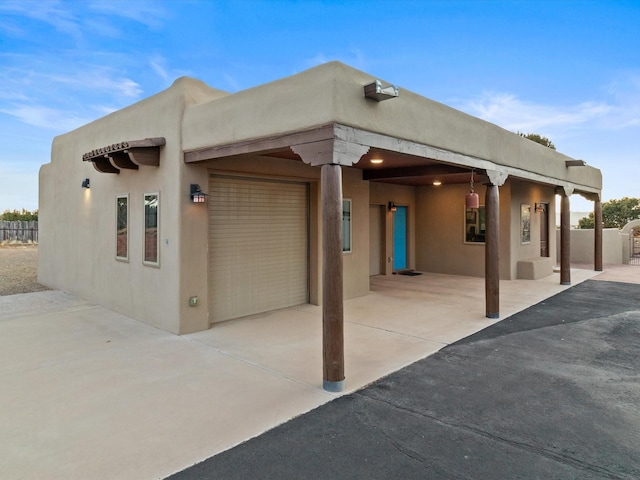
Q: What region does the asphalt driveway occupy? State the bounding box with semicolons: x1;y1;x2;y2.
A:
169;279;640;479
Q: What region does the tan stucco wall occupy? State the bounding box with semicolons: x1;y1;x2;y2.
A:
555;228;624;264
508;180;557;279
39;63;605;335
182;62;601;195
414;182;512;279
39;78;226;334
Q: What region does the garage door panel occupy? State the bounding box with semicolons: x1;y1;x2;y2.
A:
209;176;309;323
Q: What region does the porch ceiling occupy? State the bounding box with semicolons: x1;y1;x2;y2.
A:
183;123;598;195
263;147;486;187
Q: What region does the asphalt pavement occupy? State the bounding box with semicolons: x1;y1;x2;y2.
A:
168;279;640;480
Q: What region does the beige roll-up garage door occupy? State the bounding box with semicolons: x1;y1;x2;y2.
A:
209;175;309;324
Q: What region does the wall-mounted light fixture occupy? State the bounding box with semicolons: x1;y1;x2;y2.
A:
81;178;90;189
364;80;399;101
565;160;587;167
534;203;545;213
388;201;397;212
465;169;479;209
190;184;208;203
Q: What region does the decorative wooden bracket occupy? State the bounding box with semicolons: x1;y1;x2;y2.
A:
82;137;165;174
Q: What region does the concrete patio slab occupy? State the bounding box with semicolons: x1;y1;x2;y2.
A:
0;267;602;479
173;279;640;479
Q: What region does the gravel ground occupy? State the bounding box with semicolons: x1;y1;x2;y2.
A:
0;244;50;296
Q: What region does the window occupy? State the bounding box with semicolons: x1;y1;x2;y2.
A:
342;199;352;253
144;193;159;266
116;195;128;261
521;204;531;244
465;206;486;243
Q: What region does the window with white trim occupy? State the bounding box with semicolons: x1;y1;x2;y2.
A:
143;192;160;266
116;194;128;261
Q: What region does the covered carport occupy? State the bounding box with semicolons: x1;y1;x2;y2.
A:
185;124;602;392
181;62;603;392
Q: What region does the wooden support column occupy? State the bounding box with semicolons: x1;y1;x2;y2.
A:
594;198;603;272
485;184;500;318
484;170;506;319
560;189;572;285
291;139;369;392
321;164;345;391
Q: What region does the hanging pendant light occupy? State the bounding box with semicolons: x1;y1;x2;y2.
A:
465;169;479;209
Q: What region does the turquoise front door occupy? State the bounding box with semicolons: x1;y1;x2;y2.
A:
393;206;407;270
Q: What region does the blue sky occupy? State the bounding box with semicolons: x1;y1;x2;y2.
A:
1;0;638;212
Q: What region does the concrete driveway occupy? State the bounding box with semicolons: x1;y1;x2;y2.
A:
170;275;640;480
0;267;606;479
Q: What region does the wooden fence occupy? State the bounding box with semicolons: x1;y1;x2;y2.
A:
0;221;38;243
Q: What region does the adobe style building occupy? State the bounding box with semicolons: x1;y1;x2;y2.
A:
39;62;603;391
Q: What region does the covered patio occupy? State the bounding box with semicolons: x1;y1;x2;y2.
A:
188;268;600;393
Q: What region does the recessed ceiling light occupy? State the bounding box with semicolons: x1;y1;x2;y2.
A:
370;159;383;164
433;180;442;186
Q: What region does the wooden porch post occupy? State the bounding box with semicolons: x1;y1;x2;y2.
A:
321;164;345;391
560;189;572;285
291;139;369;392
484;171;506;319
485;183;500;318
594;198;603;272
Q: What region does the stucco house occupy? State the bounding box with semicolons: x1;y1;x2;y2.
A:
39;61;603;391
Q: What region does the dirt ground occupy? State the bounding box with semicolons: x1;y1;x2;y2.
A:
0;244;50;296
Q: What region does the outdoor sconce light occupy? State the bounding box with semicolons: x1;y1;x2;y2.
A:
81;178;90;189
364;80;399;101
566;160;587;167
534;203;545;213
190;184;208;203
388;201;397;212
465;169;479;209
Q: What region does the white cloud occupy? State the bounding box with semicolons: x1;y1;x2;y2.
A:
150;57;170;82
0;0;83;41
457;73;640;137
460;92;613;134
222;73;241;91
87;0;167;29
48;72;142;99
0;105;90;131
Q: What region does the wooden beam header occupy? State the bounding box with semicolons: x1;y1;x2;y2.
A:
82;137;165;174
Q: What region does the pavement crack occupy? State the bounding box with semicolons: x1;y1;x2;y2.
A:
360;393;631;479
359;409;463;480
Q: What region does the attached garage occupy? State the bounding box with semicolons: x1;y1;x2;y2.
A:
208;175;309;324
